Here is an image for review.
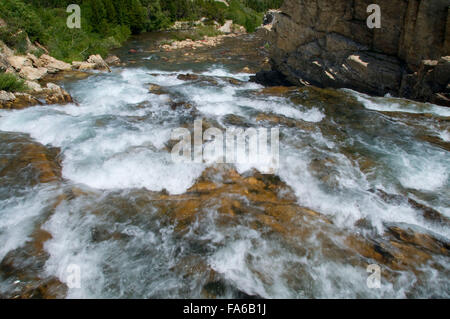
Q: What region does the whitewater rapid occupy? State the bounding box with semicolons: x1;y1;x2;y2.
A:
0;61;449;298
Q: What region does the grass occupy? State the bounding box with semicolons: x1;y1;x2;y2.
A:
0;72;28;92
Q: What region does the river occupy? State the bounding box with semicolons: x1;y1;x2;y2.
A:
0;32;449;298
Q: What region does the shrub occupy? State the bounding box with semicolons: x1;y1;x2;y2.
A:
170;25;223;42
0;0;44;42
225;0;263;33
0;27;29;54
0;72;28;92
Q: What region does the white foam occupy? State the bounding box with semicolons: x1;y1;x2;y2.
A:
347;89;450;117
439;130;450;142
201;65;254;82
0;185;58;261
64;148;205;194
397;155;448;192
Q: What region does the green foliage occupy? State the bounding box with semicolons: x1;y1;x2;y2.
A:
0;0;44;42
0;27;29;54
143;0;171;31
243;0;284;12
170;25;224;42
225;0;264;33
0;72;28;92
0;0;284;62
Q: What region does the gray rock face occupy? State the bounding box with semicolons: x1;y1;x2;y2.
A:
267;0;450;105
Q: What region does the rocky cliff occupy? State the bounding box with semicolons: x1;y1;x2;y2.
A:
264;0;450;105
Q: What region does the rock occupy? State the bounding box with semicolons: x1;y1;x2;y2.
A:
222;114;251;127
400;56;450;106
24;35;39;54
263;10;280;26
87;54;111;72
71;61;83;69
370;188;450;226
0;92;40;110
233;25;247;34
267;0;450;105
19;66;47;81
170;101;192;110
25;80;43;93
26;53;39;65
227;78;242;85
128;49;137;54
0;82;73;108
219;20;233;34
35;54;71;73
0;132;62;186
41;83;73;105
257;86;296;96
0;90;16;103
177;73;199;81
7;55;32;71
34;41;49;55
40;70;91;84
105;55;121;65
77;62;96;71
148;84;166;95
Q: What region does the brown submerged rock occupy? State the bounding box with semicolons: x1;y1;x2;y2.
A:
170;101;192;110
148;84;166;95
41;83;73;105
148;165;449;280
0;133;62;185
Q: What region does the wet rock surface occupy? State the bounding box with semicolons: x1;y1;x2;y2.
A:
266;0;450;105
0;132;62;186
0;30;449;298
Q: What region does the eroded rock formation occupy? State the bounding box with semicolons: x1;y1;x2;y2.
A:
263;0;450;105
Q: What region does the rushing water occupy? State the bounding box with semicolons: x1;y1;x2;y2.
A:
0;32;449;298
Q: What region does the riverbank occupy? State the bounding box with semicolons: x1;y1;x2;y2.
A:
0;36;123;110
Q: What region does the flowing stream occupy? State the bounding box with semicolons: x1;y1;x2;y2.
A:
0;32;449;298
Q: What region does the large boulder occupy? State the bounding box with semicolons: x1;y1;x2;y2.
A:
19;66;47;81
266;0;450;105
400;56;450;106
25;80;43;93
40;83;73;105
73;55;111;72
7;55;32;71
35;54;71;73
76;62;96;71
0;82;73;109
87;54;111;72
